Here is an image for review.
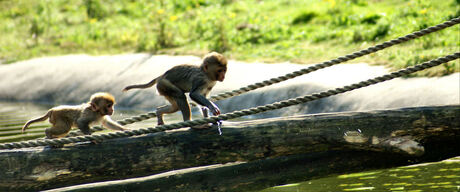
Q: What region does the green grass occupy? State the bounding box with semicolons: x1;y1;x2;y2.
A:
0;0;459;76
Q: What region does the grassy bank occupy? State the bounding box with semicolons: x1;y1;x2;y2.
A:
0;0;459;76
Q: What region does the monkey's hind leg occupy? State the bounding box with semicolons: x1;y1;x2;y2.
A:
156;99;179;125
45;120;71;148
156;79;189;125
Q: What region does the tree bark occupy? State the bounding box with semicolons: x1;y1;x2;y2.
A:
1;105;459;192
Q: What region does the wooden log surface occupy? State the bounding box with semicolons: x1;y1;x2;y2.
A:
1;105;459;191
44;151;427;192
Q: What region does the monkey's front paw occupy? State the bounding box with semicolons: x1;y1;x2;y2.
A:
210;107;221;116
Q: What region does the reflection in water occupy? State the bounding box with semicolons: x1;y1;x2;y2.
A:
262;157;460;192
0;102;51;143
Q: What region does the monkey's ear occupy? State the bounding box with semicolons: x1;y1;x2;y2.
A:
203;64;208;72
90;103;99;112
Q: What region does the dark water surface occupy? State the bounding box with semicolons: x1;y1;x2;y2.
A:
261;157;460;192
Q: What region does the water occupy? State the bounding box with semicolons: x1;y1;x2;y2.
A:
262;157;460;192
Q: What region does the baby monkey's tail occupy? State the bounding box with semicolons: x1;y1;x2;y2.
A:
22;110;51;133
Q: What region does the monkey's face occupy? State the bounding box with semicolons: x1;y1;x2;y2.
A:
101;101;114;116
91;100;114;116
205;64;227;82
203;53;227;82
215;66;227;82
89;92;116;116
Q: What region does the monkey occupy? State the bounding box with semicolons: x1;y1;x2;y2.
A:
22;92;128;140
123;52;227;127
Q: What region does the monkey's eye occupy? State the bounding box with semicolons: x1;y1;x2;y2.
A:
107;104;113;108
217;69;223;73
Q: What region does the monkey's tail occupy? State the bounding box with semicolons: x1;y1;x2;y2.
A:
123;77;158;91
22;110;51;133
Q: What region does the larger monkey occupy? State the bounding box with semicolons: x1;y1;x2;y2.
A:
123;52;227;126
22;92;128;139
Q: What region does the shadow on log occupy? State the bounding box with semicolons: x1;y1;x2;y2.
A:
1;105;459;191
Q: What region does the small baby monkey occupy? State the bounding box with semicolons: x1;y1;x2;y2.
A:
123;52;227;126
22;92;128;139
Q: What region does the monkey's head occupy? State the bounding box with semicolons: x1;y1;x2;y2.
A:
89;92;116;116
201;52;227;82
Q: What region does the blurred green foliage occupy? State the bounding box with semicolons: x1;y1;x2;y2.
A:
0;0;458;76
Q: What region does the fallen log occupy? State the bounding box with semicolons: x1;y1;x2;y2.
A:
1;105;459;191
43;152;424;192
45;154;460;192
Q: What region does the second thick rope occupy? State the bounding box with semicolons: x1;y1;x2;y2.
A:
2;52;457;149
99;16;460;129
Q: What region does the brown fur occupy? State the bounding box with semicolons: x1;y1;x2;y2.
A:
22;92;126;140
123;52;227;126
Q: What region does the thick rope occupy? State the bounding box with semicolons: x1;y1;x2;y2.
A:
209;17;460;102
2;52;458;149
84;16;459;130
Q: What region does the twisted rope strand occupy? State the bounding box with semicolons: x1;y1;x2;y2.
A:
2;52;457;149
209;17;460;102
